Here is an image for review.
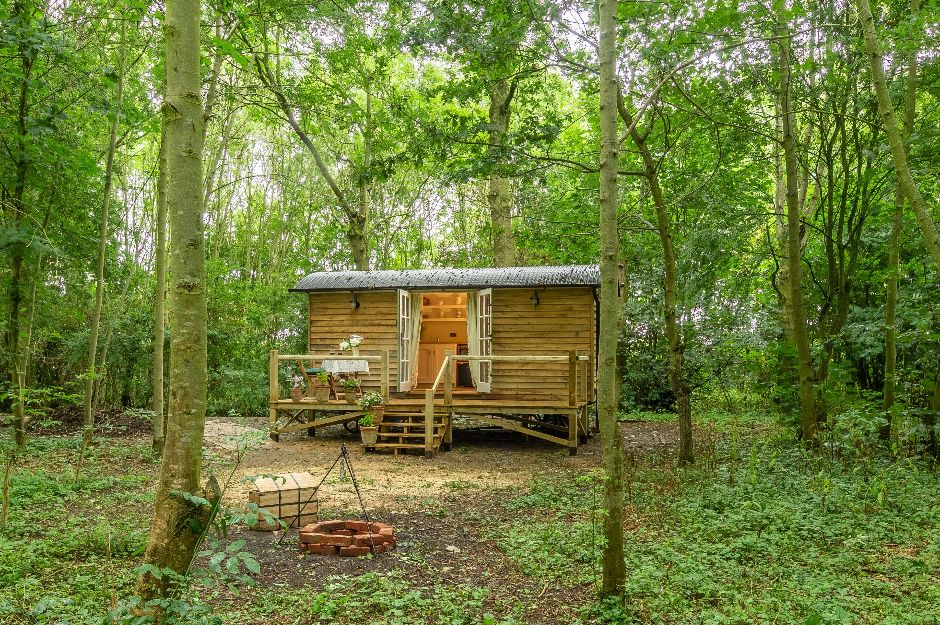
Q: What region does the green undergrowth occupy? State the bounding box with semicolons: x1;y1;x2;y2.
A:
620;409;770;428
0;436;156;622
498;429;940;624
216;572;520;625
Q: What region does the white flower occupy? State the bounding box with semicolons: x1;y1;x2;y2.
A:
348;334;363;347
339;339;351;350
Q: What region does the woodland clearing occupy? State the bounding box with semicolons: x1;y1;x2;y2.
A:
2;410;938;624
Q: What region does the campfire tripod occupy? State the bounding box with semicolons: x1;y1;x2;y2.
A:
277;443;375;551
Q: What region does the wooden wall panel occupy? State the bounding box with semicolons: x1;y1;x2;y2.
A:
308;291;399;392
490;288;596;403
305;287;596;404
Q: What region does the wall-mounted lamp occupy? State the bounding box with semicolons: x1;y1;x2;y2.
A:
350;294;360;310
530;290;540;307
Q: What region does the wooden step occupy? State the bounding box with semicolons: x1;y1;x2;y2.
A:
381;415;448;422
372;443;437;451
378;423;445;431
377;432;443;439
380;416;445;422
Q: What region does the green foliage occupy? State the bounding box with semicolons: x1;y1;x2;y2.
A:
219;572;519;625
341;378;361;391
498;425;940;624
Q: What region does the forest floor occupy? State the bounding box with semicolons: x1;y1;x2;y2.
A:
1;409;938;624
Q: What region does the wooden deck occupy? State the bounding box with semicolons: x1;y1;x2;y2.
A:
268;350;594;456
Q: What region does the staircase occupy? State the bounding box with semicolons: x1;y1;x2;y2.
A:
371;409;448;455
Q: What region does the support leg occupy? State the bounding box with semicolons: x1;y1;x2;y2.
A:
442;413;453;451
568;410;578;452
269;406;279;442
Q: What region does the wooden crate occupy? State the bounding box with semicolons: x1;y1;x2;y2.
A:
249;472;318;531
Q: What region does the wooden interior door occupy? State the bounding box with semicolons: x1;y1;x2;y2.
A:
417;343;457;386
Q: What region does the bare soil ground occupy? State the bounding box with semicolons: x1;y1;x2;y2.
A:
27;405;152;437
202;417;680;623
213;420;599;511
206;416;680;512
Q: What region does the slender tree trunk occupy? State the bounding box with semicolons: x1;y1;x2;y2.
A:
777;16;817;443
250;49;369;269
138;0;209;600
597;0;626;601
8;0;35;449
0;453;13;532
488;78;516;267
349;88;371;271
882;0;920;440
856;0;940;269
771;107;800;413
78;22;125;473
618;98;692;464
153;128;168;452
927;367;940;459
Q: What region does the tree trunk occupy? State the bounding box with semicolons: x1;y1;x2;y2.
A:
927;367;940;459
771;106;801;414
618;99;692;465
882;0;920;440
250;49;370;270
856;0;940;270
79;21;125;472
349;88;371;271
488;79;516;267
152;128;168;452
777;18;817;443
138;0;209;601
597;0;626;601
7;0;35;449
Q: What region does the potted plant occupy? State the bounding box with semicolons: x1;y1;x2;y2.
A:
290;375;304;402
339;334;364;357
359;413;378;447
340;377;361;404
314;371;331;402
359;391;385;423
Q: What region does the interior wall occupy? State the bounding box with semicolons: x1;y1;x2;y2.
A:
420;321;467;343
419;292;468;344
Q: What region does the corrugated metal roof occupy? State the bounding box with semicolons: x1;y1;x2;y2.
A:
292;265;600;292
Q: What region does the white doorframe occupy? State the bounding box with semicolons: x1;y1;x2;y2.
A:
398;289;412;392
476;288;492;393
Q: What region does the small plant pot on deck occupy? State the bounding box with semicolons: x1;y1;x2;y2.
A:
344;390;359;404
360;426;378;447
290;386;303;402
315;386;330;402
372;405;385;423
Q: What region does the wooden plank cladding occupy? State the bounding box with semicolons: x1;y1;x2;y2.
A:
275;279;598;455
491;288;595;402
303;287;594;403
308;291;399;391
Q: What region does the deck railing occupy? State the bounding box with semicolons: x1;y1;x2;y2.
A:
267;348;592;455
267;350;392;404
422;351;592;456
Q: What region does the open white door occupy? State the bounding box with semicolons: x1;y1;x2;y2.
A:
476;288;492;392
398;289;412;392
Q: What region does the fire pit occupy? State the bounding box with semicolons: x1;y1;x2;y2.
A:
299;520;396;557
